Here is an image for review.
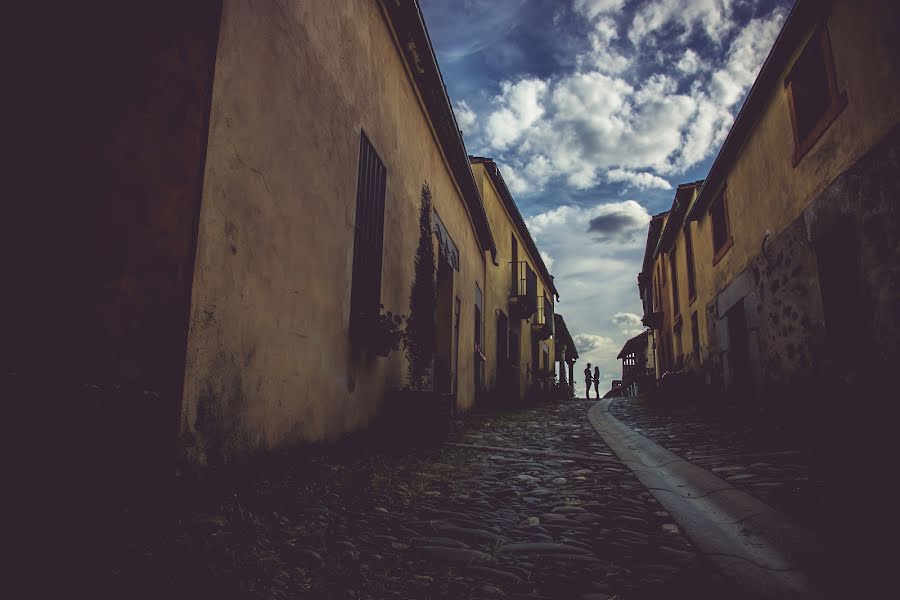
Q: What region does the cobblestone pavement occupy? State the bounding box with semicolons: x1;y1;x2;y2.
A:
36;399;732;600
607;396;835;534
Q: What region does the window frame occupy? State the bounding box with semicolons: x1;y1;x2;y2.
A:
710;187;733;266
669;246;680;319
784;24;847;166
349;130;387;340
684;223;697;304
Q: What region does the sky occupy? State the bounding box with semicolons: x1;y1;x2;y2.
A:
419;0;793;396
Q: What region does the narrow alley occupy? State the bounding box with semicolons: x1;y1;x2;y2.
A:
23;399;730;600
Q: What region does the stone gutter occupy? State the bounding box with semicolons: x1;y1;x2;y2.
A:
587;399;825;599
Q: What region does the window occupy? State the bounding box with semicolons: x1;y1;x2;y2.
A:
510;234;518;295
785;26;846;165
685;224;696;301
474;283;483;354
349;131;387;335
691;311;700;358
669;247;679;317
710;188;732;263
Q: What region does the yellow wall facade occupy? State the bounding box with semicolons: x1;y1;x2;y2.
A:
473;162;555;402
703;0;900;291
647;0;900;398
180;0;487;464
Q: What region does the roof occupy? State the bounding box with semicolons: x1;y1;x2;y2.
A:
641;211;668;277
379;0;496;258
686;0;827;222
654;180;703;258
617;330;650;359
469;156;558;296
554;314;578;361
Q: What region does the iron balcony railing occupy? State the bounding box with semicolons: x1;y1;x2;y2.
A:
509;261;538;319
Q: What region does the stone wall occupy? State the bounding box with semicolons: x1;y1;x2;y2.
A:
705;124;900;410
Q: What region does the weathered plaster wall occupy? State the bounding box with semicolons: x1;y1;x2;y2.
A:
4;1;222;417
704;125;900;405
475;163;555;402
180;0;486;464
708;0;900;290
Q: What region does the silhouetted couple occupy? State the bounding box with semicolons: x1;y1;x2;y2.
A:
584;364;600;399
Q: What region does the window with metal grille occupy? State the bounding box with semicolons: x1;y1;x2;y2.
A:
349;131;387;337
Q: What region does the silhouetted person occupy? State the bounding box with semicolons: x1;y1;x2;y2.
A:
584;364;592;399
593;366;600;399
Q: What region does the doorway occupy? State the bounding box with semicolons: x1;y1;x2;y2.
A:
434;257;455;395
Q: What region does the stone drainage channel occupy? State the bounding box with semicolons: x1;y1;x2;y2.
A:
588;399;825;599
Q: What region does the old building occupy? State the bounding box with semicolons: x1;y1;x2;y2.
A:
617;330;653;397
6;0;507;467
470;158;558;404
553;314;579;398
638;0;900;409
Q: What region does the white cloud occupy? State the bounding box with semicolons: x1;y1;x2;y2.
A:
485;78;548;149
629;0;736;46
573;0;627;21
580;17;632;75
612;312;645;338
711;11;786;107
455;100;477;137
676;48;702;74
606;168;671;190
465;5;786;195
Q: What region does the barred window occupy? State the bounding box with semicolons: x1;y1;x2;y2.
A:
349;132;387;335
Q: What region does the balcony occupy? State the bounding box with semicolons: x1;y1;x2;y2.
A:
509;261;537;320
531;294;554;340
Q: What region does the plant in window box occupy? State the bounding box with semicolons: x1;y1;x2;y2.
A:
368;305;406;357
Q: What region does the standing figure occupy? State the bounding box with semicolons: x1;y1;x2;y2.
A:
593;366;600;399
584;363;592;399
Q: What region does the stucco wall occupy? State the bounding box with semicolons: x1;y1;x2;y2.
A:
702;124;899;405
180;0;486;464
475;163;555;402
706;0;900;290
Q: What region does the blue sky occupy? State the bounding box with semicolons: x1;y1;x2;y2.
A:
420;0;793;394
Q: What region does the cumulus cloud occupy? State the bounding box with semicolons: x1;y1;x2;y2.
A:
676;48;702;74
485;78;548;149
455;100;477;137
612;312;645;338
606;168;671;190
573;0;627;20
465;5;786;195
629;0;736;46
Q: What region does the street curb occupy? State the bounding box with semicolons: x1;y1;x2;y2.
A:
587;399;825;599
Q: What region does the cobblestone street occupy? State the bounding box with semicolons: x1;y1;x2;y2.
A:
38;399;732;600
